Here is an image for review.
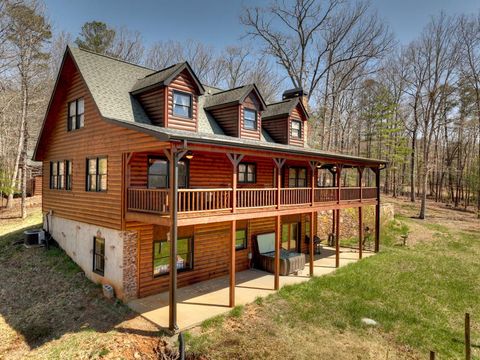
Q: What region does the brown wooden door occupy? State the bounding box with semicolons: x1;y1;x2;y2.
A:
281;222;300;252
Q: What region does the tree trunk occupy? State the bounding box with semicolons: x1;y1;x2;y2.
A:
410;131;416;202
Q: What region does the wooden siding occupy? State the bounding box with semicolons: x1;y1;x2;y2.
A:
166;70;198;132
39;54;168;230
128;151;275;189
136;87;165;126
134;213;317;298
240;92;262;140
209;104;239;137
288;103;307;147
262;115;289;144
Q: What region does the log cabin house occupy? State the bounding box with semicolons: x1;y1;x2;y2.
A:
34;46;386;331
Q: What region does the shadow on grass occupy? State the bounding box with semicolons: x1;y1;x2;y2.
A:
0;223;159;351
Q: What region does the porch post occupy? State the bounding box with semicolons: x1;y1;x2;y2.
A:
375;167;381;253
358;167;364;259
230;219;236;307
273;158;286;209
274;214;281;290
164;146;187;333
309;161;319;207
226;153;244;213
309;211;315;276
335;165;342;268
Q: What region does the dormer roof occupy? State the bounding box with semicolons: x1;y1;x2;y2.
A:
262;97;309;120
203;84;267;111
131;61;205;95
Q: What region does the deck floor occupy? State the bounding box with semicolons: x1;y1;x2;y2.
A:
128;246;374;331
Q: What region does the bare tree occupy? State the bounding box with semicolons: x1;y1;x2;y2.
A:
4;0;51;217
241;0;393;101
109;26;144;64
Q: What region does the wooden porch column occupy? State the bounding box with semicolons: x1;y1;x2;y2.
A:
226;153;244;213
309;161;319;206
230;219;236;307
164;146;187;333
375;167;381;253
274;215;281;290
309;211;315;276
273;158;286;209
335;165;342;268
358;167;364;259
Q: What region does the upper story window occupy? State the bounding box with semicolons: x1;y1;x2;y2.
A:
68;98;84;131
291;120;302;138
288;167;307;188
244;108;257;130
173;91;192;118
147;157;188;189
238;163;256;183
50;160;72;190
86;157;107;192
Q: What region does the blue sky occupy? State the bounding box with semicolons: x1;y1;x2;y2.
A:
44;0;480;48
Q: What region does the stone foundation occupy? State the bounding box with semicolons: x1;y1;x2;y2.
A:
122;230;138;301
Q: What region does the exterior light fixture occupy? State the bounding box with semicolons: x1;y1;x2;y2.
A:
185;151;194;160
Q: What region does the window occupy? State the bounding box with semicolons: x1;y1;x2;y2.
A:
173;91;192;118
86;157;107;192
236;228;247;250
93;236;105;275
244;108;257;130
147;157;188;189
288;167;307;188
153;237;193;276
50;160;71;190
65;160;72;190
291;120;302;138
281;222;299;252
67;98;84;131
238;163;256;183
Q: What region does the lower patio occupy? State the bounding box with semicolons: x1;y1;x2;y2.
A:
128;246;374;330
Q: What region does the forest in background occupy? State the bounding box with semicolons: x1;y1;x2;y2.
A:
0;0;479;219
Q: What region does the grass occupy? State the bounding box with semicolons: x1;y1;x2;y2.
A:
187;211;480;359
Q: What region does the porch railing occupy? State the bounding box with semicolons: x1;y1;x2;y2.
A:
127;186;379;215
178;188;232;212
237;188;277;208
127;188;169;214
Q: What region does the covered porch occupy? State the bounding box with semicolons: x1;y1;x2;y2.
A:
128;246;374;330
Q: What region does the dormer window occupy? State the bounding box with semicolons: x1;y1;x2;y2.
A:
244;108;257;130
173;91;192;118
67;98;84;131
291;120;301;138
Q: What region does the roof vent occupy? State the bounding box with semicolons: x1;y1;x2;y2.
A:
282;87;307;100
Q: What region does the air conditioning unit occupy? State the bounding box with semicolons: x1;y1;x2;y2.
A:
24;229;45;246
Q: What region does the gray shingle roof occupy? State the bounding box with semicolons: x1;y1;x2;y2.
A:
262;97;306;119
130;63;184;93
69;46;154;124
203;84;267;110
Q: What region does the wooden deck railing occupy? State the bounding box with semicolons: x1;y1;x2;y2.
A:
237;188;277;208
362;187;377;199
127;186;379;215
127;188;169;214
281;187;311;205
340;187;361;201
178;188;232;212
314;187;337;202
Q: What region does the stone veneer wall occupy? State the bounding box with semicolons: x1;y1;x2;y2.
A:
121;230;138;301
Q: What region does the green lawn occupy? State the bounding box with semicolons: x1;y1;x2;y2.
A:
186;214;480;359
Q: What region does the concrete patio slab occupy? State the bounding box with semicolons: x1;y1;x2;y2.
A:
128;246;373;330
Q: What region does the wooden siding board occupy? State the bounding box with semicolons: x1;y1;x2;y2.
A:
167;70;198;132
